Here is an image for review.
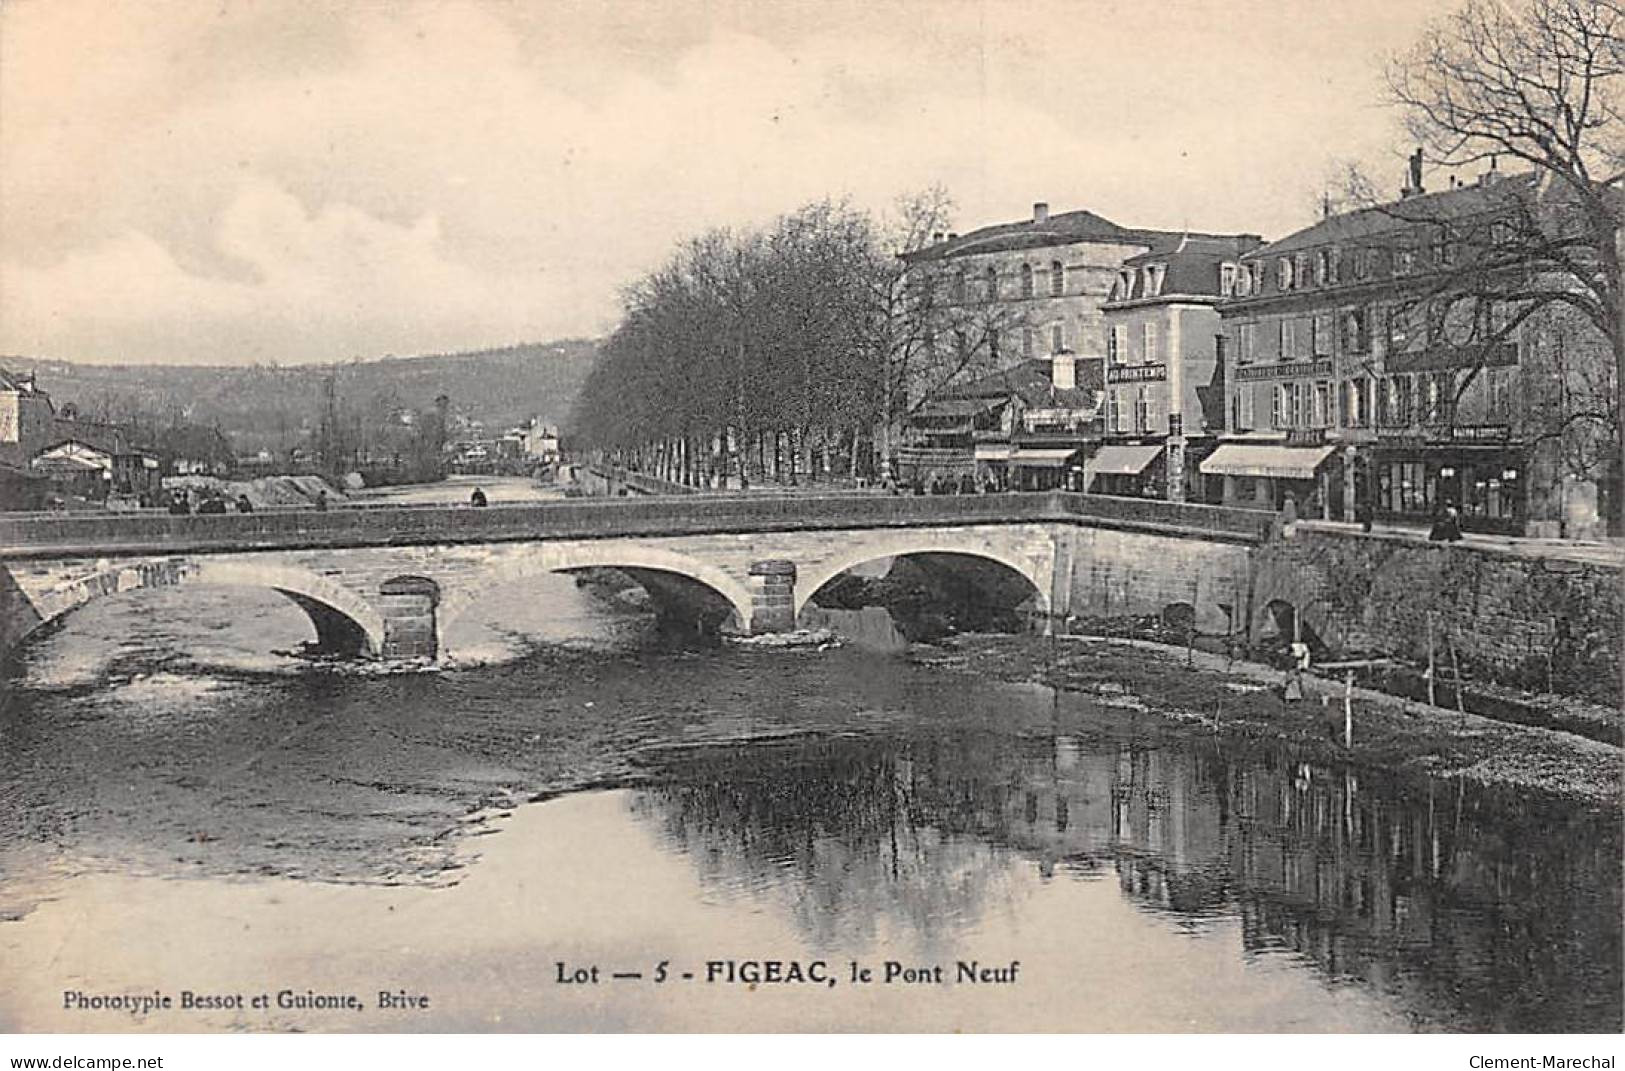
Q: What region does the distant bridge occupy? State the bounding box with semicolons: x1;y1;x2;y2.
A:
0;493;1271;662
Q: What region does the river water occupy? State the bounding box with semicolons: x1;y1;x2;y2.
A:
0;481;1619;1033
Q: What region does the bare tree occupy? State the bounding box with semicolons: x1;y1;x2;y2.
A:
1386;0;1623;526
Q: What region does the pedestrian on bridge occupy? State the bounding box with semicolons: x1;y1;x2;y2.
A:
470;487;489;508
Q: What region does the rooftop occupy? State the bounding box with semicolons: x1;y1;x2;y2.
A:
903;203;1249;263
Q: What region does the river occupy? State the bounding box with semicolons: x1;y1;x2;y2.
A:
0;479;1619;1033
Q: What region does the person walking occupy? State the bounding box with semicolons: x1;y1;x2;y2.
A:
470;486;489;507
235;494;254;513
1428;504;1463;542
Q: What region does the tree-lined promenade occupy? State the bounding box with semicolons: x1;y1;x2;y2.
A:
571;191;1020;489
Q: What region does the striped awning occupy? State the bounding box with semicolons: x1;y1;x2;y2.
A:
1010;447;1081;468
1200;443;1334;479
1087;444;1163;476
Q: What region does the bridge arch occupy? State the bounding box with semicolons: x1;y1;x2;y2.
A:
436;543;755;644
795;533;1053;619
7;558;387;658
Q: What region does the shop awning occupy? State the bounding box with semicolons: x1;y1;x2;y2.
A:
1087;444;1163;476
1200;443;1334;479
1010;447;1081;468
973;443;1013;462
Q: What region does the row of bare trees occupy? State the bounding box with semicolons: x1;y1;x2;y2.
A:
571;192;1023;487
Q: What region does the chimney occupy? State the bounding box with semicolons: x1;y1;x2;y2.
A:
1400;147;1425;199
947;232;958;242
1051;349;1076;391
932;231;945;245
1033;202;1050;224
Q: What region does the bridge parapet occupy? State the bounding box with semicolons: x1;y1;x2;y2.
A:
0;492;1272;560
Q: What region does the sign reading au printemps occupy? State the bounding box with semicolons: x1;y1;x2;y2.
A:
1106;363;1167;383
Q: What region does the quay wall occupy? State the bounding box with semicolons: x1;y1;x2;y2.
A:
1254;529;1621;706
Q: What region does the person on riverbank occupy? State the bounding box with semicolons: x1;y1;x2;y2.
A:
1283;640;1310;703
470;486;488;508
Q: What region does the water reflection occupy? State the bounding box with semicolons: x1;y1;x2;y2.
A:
630;732;1622;1033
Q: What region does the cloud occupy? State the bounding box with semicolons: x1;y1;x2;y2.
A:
0;0;1447;365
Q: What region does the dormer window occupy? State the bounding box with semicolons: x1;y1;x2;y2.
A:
1327;247;1341;284
1020;263;1034;298
1314;251;1329;286
1220;263;1237;296
1119;270;1134;298
1278;258;1294;290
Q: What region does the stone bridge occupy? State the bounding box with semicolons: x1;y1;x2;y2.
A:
0;493;1271;663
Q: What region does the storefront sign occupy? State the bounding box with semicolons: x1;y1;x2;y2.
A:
1234;358;1333;382
1384;342;1517;373
1106;363;1167;383
1284;428;1327;447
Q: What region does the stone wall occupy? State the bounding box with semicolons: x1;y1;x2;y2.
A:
1058;525;1252;635
1253;528;1621;705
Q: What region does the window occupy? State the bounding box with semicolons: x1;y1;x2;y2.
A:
1023;328;1034;358
1272;384;1284;427
1238;323;1256;362
1295;254;1310;290
1487;367;1513;420
1340;307;1368;353
1432;226;1457;267
1278;258;1294;290
1315;251;1329;286
1394;247;1416;276
1279;319;1295;360
1135;387;1151;432
1051;323;1065;354
1021;263;1034;298
1313;381;1330;427
1108;391;1124;433
1354;248;1371;280
953;270;967;302
1119;270;1134;298
1313;313;1334;356
1252;262;1266;293
1142;322;1158;361
1220;263;1237;296
1388;303;1414;351
984;267;998;301
1240;385;1255;429
1110;324;1127;363
1327;247;1340;284
1050;260;1064;296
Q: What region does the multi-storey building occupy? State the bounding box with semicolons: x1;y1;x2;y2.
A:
1207;156;1611;536
900;202;1258;489
1097;234;1263;500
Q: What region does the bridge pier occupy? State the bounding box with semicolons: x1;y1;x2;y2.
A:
377;576;440;660
747;559;797;634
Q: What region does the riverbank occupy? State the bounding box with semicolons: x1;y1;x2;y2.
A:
917;632;1622;807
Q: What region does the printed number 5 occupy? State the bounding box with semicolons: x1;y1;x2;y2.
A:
654;961;669;983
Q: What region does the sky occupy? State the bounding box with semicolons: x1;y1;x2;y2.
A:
0;0;1462;366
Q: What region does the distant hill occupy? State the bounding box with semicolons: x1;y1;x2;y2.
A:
2;340;600;455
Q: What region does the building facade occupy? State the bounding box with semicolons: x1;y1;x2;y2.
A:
1208;160;1611;537
900;202;1257;490
1098;235;1263;500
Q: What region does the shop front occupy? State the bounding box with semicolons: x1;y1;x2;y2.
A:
1200;439;1336;514
1085;442;1165;498
1373;430;1524;534
1009;447;1084;491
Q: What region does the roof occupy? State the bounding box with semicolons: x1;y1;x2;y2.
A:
1109;234;1263;302
1245;171;1541;260
942;357;1103;408
903;206;1248;263
0;367;44;393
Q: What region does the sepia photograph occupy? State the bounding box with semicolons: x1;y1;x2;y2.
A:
0;0;1620;1053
